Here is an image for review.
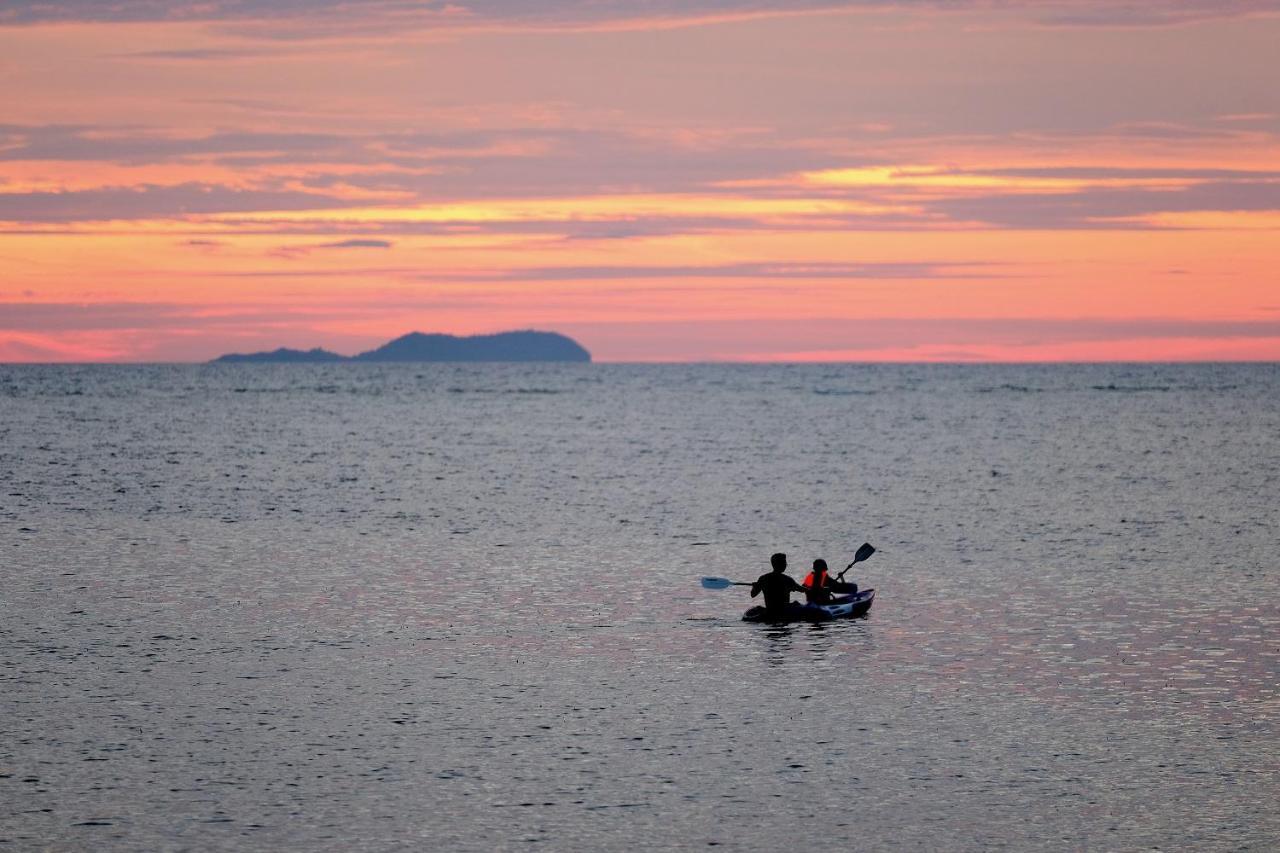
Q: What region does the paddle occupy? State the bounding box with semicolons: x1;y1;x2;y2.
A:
836;542;875;581
700;577;753;590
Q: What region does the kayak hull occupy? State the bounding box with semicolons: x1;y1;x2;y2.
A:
742;589;875;624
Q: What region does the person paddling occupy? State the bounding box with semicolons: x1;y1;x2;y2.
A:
803;558;859;603
802;558;835;604
750;552;807;617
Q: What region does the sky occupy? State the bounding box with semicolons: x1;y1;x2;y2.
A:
1;1;1279;362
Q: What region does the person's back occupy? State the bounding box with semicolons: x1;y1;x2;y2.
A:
802;558;834;604
751;552;806;614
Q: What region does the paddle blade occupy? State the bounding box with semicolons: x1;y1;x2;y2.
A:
700;576;734;590
838;543;876;579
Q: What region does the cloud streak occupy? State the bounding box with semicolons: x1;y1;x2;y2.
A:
316;238;391;249
9;119;1275;231
416;261;1002;281
8;302;1280;342
4;1;1278;31
0;183;360;222
933;182;1280;229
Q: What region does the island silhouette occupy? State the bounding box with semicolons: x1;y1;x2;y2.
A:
213;331;591;363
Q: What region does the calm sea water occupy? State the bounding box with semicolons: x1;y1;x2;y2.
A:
2;363;1278;851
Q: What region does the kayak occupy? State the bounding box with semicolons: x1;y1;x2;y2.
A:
742;588;875;623
743;588;875;623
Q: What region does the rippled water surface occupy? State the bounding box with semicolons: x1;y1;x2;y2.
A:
2;363;1278;850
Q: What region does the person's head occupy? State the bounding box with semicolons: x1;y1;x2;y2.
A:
812;558;828;576
770;552;787;572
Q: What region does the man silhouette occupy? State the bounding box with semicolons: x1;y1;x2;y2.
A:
750;552;807;617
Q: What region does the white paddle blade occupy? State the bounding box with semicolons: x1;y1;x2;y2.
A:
700;576;733;590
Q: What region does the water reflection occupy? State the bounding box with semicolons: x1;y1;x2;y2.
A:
750;619;876;668
759;623;798;667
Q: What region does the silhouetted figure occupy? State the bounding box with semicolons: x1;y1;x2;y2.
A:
750;553;807;617
803;558;859;603
802;558;835;604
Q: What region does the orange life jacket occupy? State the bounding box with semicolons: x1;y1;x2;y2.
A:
802;570;828;589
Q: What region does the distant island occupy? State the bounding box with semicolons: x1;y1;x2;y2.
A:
212;331;591;363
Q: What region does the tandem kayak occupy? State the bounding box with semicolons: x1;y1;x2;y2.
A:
742;588;875;624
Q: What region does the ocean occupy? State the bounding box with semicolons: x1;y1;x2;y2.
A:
2;363;1277;850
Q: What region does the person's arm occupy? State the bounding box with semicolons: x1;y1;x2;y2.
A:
750;579;762;598
789;577;807;593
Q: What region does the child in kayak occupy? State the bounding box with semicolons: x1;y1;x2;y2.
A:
803;558;859;604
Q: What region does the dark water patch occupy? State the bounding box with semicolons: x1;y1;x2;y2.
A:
976;384;1045;393
447;387;564;395
1091;383;1172;392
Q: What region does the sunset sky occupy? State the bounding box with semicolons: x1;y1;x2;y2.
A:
2;1;1279;362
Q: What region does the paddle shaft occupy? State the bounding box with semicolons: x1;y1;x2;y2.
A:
836;542;875;581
